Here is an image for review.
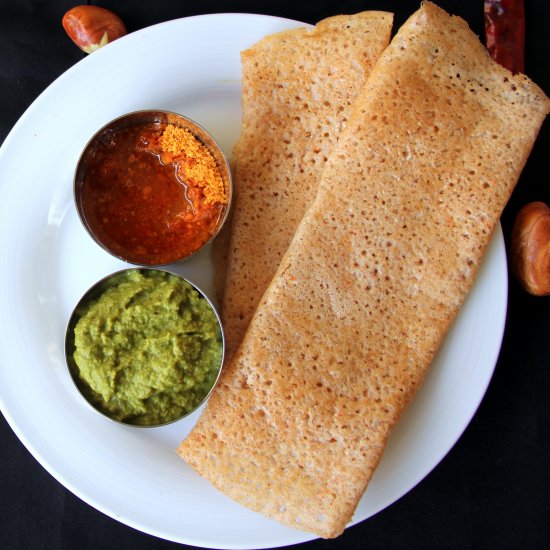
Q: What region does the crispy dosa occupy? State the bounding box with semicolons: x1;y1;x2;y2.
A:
220;11;393;357
179;2;550;538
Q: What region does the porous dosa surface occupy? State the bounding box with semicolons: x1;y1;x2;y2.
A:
179;2;550;538
221;11;393;357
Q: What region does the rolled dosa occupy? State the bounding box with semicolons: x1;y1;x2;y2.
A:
179;2;549;538
220;11;393;358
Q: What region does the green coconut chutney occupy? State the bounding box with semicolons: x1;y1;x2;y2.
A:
70;269;223;426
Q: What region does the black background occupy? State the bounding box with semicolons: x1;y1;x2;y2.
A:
1;1;549;549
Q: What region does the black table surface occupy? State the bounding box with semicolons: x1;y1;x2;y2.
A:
1;1;548;549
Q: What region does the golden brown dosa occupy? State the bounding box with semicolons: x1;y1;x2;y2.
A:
179;2;549;538
220;11;393;357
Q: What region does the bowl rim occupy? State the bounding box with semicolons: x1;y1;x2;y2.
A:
73;109;233;266
64;266;226;428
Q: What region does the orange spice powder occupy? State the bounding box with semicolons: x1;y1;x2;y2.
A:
159;124;227;206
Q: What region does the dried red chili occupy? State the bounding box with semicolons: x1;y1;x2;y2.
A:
484;0;525;74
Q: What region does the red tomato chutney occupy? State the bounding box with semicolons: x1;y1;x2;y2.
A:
79;122;228;265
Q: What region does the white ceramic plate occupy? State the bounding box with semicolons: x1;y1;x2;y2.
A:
0;13;507;550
